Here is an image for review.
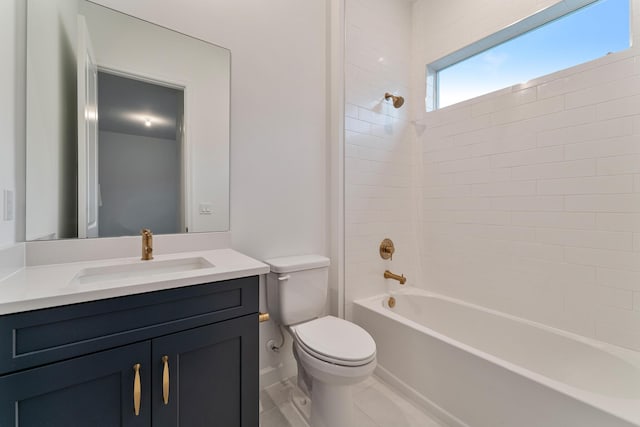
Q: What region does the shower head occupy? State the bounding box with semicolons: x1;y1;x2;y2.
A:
385;92;405;109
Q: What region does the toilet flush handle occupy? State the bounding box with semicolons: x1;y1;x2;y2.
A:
278;275;291;281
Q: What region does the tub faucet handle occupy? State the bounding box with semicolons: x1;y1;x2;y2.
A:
380;238;395;260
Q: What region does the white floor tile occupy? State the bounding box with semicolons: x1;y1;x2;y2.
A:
265;379;298;407
353;375;376;394
355;385;417;427
260;389;276;413
369;380;443;426
260;406;291;427
260;375;446;427
354;407;379;427
278;401;308;427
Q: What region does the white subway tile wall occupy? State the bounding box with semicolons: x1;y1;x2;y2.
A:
346;0;640;352
421;49;640;350
345;0;421;318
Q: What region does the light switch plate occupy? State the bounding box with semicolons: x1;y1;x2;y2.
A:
3;189;14;221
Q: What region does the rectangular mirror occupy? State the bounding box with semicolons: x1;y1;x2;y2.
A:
25;0;230;240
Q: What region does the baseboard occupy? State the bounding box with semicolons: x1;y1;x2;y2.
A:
374;364;469;427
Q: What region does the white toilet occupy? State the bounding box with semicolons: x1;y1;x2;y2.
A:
264;255;377;427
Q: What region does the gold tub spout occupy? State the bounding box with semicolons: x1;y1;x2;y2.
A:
384;270;406;285
141;228;154;260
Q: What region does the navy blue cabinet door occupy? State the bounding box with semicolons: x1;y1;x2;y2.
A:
151;315;258;427
0;341;151;427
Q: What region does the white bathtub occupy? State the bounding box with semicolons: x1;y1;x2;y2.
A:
354;288;640;427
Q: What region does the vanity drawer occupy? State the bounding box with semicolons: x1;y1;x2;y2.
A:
0;276;258;375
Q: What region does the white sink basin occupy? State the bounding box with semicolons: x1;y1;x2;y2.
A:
72;257;215;285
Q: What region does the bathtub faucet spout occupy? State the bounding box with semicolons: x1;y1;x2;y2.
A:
384;270;406;285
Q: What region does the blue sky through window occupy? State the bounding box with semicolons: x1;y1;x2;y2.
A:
437;0;630;108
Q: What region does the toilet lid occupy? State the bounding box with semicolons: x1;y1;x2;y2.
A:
291;316;376;366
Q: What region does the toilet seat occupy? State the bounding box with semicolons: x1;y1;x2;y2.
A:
290;316;376;367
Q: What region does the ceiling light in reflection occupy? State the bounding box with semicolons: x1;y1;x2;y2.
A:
120;112;173;128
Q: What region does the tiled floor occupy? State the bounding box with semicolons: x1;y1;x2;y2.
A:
260;375;445;427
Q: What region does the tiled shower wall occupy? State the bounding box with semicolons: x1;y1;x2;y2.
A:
420;49;640;350
346;0;640;352
345;0;421;318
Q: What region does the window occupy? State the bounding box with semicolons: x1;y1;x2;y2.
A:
428;0;630;110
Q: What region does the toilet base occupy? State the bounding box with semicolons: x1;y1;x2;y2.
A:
290;332;376;427
290;378;356;427
309;380;355;427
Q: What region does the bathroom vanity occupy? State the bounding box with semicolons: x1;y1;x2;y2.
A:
0;249;268;427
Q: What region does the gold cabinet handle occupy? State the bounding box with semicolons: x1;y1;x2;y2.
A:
162;355;170;405
133;363;141;416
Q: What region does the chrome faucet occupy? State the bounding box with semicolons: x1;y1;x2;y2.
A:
384;270;406;285
141;228;153;260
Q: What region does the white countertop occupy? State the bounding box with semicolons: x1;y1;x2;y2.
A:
0;249;270;315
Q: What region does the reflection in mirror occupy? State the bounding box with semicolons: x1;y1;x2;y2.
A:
25;0;230;241
97;72;184;237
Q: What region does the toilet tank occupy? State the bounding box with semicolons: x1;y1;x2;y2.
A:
264;255;330;326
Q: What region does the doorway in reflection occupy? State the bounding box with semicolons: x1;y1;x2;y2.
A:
97;72;185;237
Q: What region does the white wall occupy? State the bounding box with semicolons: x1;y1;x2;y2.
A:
91;0;327;256
92;0;328;385
0;0;24;247
344;0;422;318
25;0;78;241
416;1;640;350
